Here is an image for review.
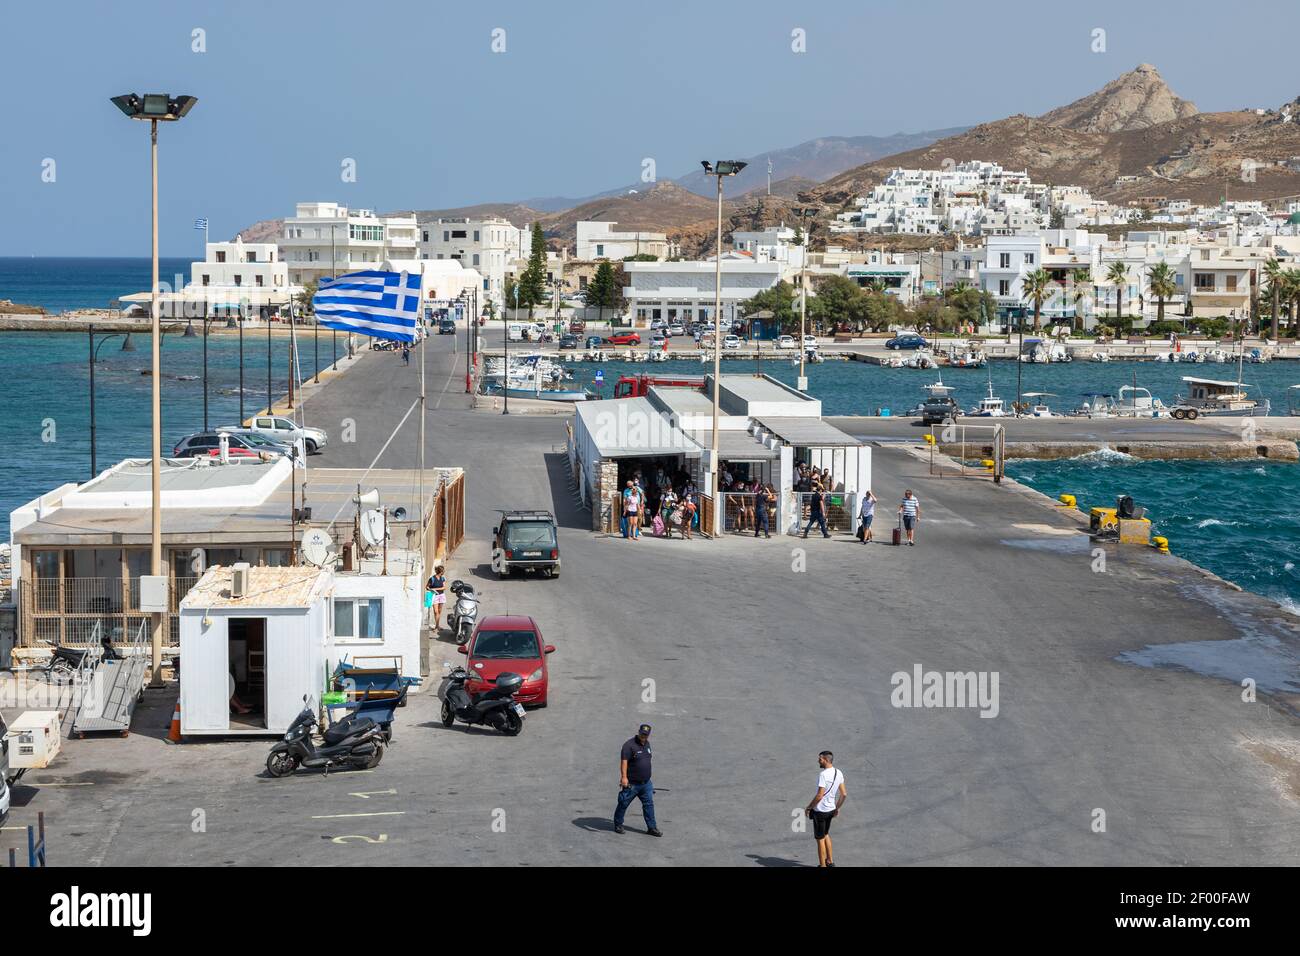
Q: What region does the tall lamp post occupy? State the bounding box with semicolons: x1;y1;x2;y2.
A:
791;207;816;391
700;160;747;536
111;91;197;687
88;329;135;478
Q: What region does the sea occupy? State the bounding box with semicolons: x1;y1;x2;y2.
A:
3;258;1298;611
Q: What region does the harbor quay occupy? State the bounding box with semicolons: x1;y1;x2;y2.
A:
4;332;1297;867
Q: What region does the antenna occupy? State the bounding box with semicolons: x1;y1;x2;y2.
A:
300;528;336;567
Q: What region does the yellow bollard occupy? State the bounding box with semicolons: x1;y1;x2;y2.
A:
1058;494;1077;509
923;434;936;445
1152;536;1170;554
981;459;995;469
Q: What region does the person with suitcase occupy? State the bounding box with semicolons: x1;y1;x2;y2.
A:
898;489;921;546
857;489;877;544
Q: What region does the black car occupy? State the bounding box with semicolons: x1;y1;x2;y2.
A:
438;318;456;334
492;510;560;578
558;333;580;349
886;333;929;350
920;397;959;425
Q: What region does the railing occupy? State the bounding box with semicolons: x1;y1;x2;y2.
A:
721;492;776;533
20;576;197;647
793;492;852;533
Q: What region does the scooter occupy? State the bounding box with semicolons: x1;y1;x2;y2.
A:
266;696;386;777
440;666;525;736
448;579;479;645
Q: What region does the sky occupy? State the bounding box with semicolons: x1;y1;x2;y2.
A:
3;0;1299;257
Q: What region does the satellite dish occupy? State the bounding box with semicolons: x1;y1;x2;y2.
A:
300;528;335;567
359;509;387;548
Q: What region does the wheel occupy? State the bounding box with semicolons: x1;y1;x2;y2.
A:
1171;408;1185;420
440;700;455;727
354;744;383;770
496;709;523;736
549;567;559;579
1185;408;1198;420
266;750;298;778
304;439;318;454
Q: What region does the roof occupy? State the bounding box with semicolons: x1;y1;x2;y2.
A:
1181;377;1253;388
753;417;862;448
180;565;332;610
574;398;702;457
685;429;779;461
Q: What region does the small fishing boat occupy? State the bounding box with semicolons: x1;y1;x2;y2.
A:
946;345;987;369
968;380;1008;417
1171;377;1269;418
1090;350;1111;363
1020;392;1058;417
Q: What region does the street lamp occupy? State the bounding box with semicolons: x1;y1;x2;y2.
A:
791;207;817;390
111;90;196;688
88;330;132;478
700;159;747;536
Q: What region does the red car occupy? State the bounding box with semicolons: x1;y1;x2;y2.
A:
604;332;641;346
457;615;555;707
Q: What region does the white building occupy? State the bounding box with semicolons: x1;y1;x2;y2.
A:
123;236;300;319
622;259;783;326
419;216;529;309
576;221;675;261
281;202;418;287
732;226;806;268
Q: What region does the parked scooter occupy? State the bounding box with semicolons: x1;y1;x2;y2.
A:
266;696;386;777
448;580;479;645
440;666;525;736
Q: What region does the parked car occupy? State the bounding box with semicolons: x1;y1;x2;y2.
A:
457;615;555;707
492;510;560;578
886;333;928;350
558;333;580;349
235;414;328;453
569;318;586;334
667;322;685;336
0;714;10;828
777;335;796;350
438;318;456;335
585;335;604;349
803;334;819;349
649;332;667;348
604;332;641;346
173;431;292;459
507;323;525;342
722;335;742;350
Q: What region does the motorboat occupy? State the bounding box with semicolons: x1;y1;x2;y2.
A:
1114;384;1168;418
1090;350;1111;363
1288;384;1300;417
1171;377;1270;418
1046;342;1073;363
1072;392;1116;418
946;345;987;369
968;380;1008;417
1018;338;1048;364
1020;392;1058;417
905;349;938;370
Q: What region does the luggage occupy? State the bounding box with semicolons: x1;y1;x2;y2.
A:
620;515;628;538
856;522;866;542
652;515;665;537
892;516;903;546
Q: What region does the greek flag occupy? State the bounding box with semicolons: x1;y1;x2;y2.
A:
194;218;208;230
313;270;422;342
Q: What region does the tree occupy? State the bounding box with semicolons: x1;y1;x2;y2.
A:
516;222;548;317
1147;262;1178;327
1105;261;1128;321
740;281;799;332
583;261;625;327
1264;257;1285;340
295;279;318;315
1020;268;1052;331
1070;267;1092;332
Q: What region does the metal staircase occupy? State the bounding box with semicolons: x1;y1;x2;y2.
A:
72;621;149;737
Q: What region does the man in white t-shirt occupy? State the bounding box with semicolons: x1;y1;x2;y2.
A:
804;750;847;867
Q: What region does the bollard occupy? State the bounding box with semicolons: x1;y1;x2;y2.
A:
923;434;936;445
1152;536;1170;554
1058;494;1077;509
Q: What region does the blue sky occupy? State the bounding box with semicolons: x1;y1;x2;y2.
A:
2;0;1298;257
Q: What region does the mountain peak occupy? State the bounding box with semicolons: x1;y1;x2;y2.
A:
1039;64;1198;133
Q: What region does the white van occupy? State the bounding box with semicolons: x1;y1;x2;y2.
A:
507;323;525;342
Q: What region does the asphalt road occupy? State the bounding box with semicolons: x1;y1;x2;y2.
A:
7;328;1299;867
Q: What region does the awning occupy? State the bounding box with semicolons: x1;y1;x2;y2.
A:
685;429;779;461
753;417;862;448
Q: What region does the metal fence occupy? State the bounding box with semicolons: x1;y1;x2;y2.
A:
793;491;853;533
20;576;197;647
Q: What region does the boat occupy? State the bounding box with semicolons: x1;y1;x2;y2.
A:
905;349;938;370
1018;338;1048;364
1046;342;1073;363
968;379;1008;417
1203;347;1229;363
1090;350;1111;363
1288;385;1300;416
883;354;907;368
482;381;593;402
1020;392;1058;417
1171;377;1269;418
1072;392;1116;418
946;345;987;369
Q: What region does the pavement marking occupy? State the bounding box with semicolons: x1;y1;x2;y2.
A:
331;834;390;844
311;811;406;819
349;788;397;799
25;781;95;787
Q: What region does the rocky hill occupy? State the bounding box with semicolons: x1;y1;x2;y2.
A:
1039;63;1198;132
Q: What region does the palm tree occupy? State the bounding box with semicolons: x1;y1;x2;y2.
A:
1147;262;1178;327
1070;267;1092;332
1105;261;1128;323
1287;268;1300;337
1021;268;1052;331
1263;257;1285;340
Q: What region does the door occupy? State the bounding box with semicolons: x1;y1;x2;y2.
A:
180;613;231;732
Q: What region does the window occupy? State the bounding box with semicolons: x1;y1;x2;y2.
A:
1194;273;1215;291
472;254;480;266
443;231;450;242
261;548;292;567
201;274;210;286
234;275;242;286
255;275;264;287
998;280;1010;296
471;629;540;659
215;251;226;263
473;230;480;242
596;244;605;257
1226;275;1238;292
1025;253;1035;264
422;231;429;242
999;253;1011;268
246;252;257;263
334;598;383;640
451;230;467;239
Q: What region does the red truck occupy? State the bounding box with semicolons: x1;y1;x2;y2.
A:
612;373;706;398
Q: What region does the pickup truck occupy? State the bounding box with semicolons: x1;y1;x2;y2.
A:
229;415;328;454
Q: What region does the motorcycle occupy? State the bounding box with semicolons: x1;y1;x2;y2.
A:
440;666;525;736
448;579;479;645
266;696;386;777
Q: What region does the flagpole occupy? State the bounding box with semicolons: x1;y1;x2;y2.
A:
418;315;426;558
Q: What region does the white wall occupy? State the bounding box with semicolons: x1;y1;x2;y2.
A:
330;573;422;679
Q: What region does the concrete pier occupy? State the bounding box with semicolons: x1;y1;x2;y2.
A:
6;327;1298;867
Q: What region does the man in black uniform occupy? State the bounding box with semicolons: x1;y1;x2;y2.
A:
614;723;662;836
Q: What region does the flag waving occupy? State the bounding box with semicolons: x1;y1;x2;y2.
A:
313;270;422;343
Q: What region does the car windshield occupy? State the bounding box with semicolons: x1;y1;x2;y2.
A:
504;521;556;549
473;629;539;659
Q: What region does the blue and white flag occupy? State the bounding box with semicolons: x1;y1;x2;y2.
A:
194;218;208;230
313;270;423;343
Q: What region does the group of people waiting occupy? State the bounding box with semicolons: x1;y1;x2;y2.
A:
720;463;777;538
620;466;699;541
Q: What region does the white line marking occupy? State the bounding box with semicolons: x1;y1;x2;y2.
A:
311;811;406;819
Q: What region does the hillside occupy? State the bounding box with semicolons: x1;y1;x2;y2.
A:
1039;63;1198;132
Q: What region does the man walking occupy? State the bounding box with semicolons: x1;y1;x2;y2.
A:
802;484;830;539
898;489;921;546
804;750;847;867
754;483;774;539
858;488;877;544
614;723;662;836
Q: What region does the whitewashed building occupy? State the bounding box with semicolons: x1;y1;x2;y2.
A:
622;259;783;326
419;216;529;309
576;221;675;261
282;203;419;286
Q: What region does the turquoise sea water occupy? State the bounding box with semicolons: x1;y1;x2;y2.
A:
0;257;193;313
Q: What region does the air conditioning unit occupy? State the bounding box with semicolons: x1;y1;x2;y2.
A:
231;562;252;599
